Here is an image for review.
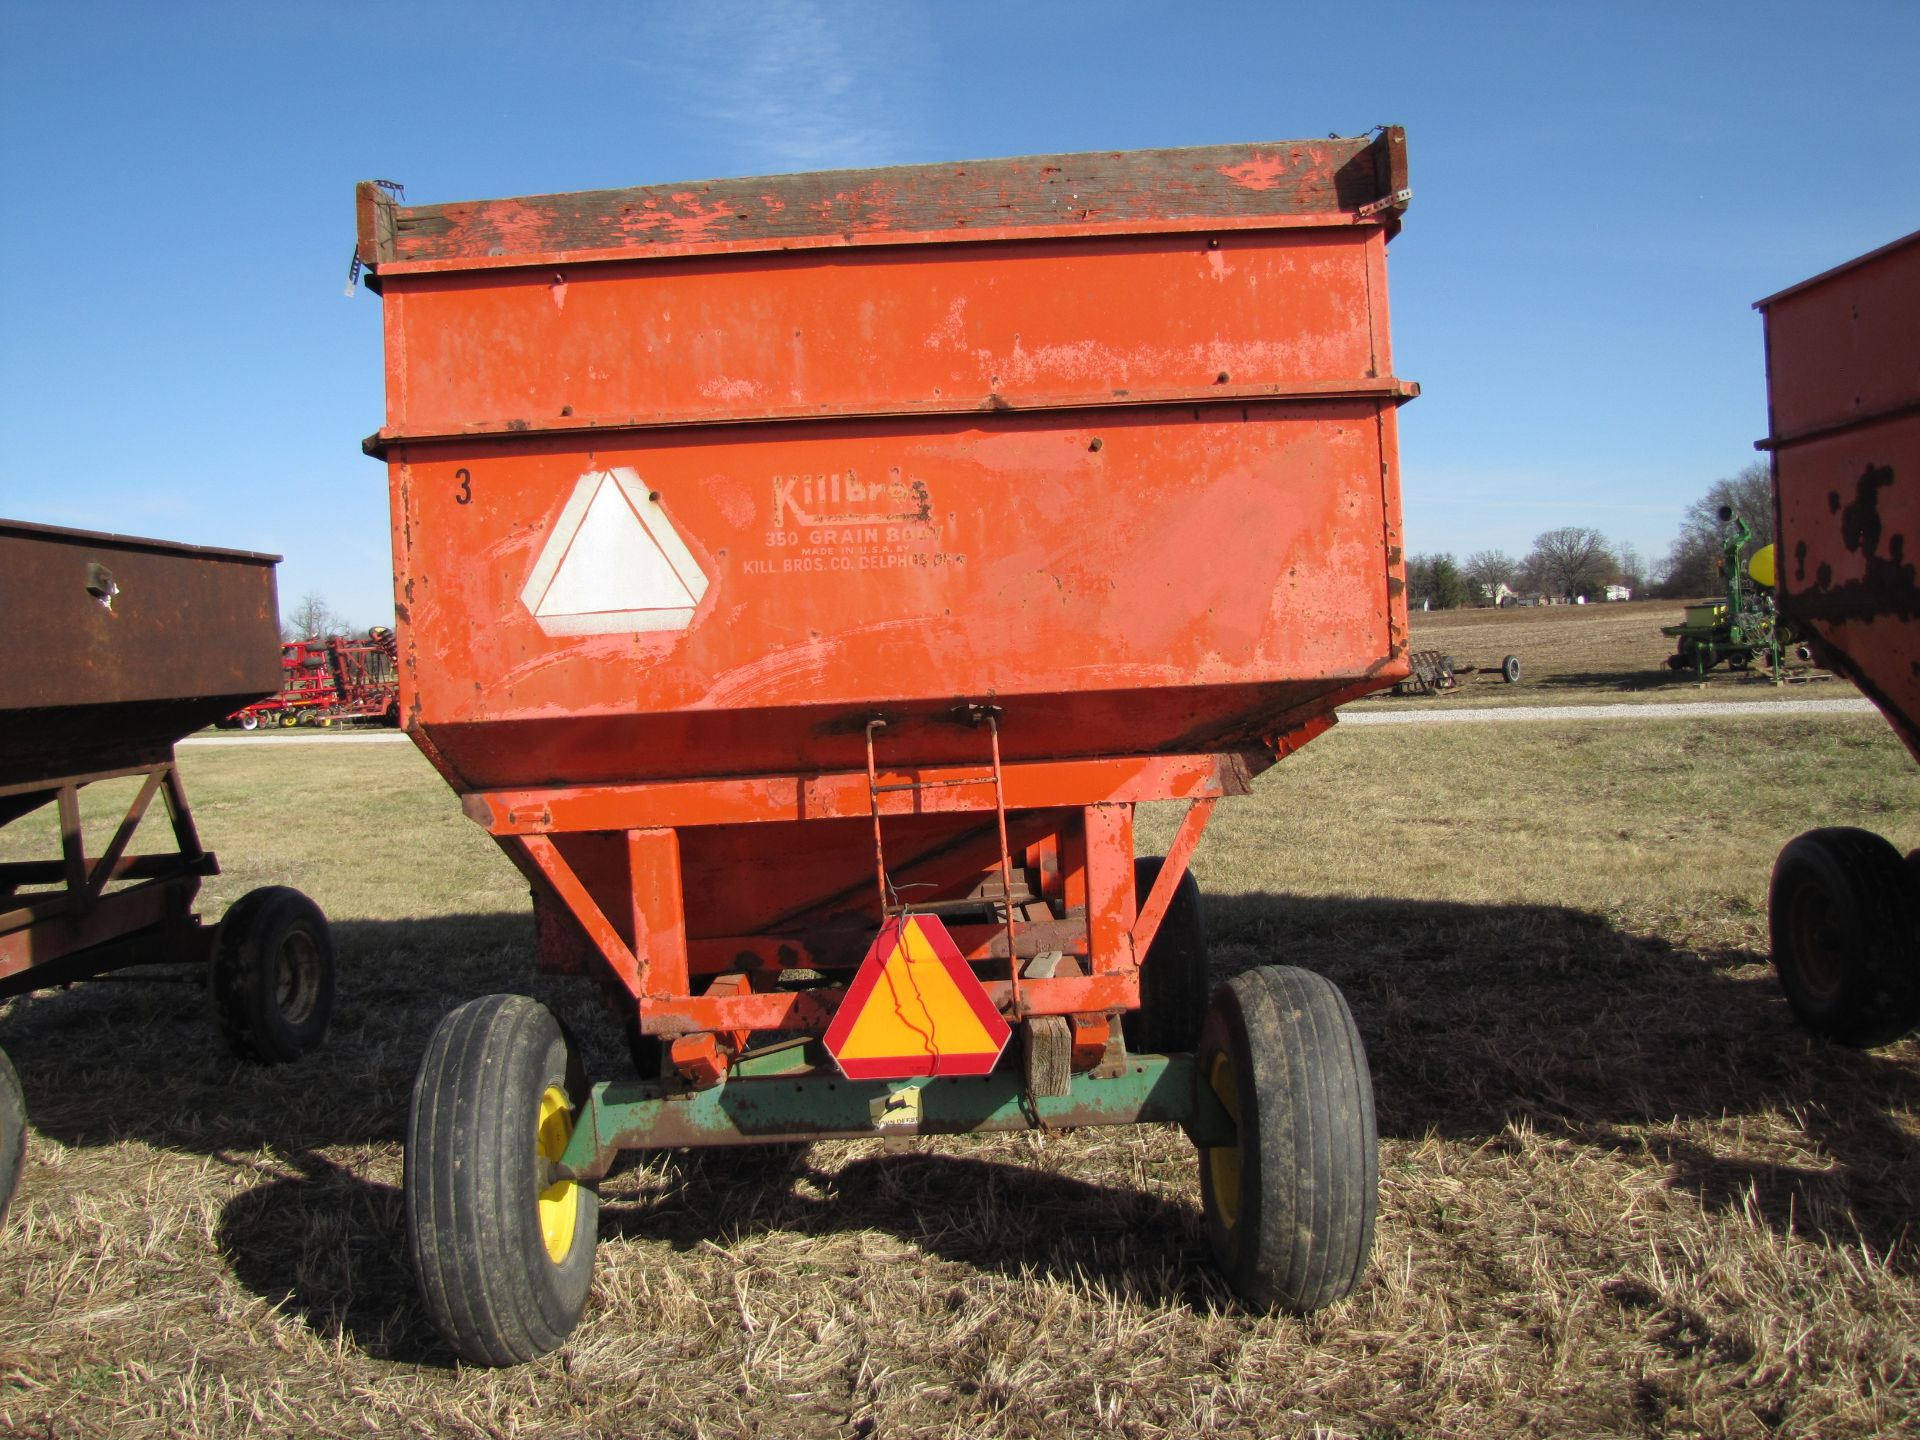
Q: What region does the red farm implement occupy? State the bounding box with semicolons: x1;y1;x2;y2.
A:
224;628;400;729
357;130;1415;1363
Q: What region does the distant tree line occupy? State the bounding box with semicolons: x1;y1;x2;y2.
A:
1406;461;1772;609
1657;462;1772;597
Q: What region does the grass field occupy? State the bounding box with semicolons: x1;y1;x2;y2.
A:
1360;599;1861;709
2;673;1917;1435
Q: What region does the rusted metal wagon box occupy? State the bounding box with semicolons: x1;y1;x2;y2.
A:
1756;231;1920;1047
0;521;282;787
357;130;1415;1364
0;521;335;1229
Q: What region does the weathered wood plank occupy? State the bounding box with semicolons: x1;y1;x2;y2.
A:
358;130;1404;267
1022;1015;1074;1099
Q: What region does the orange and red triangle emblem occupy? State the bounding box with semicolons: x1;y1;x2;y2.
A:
823;914;1011;1080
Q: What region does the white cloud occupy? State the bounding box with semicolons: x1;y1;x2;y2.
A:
641;1;931;173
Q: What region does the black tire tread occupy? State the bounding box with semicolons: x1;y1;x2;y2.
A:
0;1046;24;1230
406;994;598;1367
1769;826;1920;1047
1201;965;1377;1312
209;886;334;1064
1125;856;1210;1055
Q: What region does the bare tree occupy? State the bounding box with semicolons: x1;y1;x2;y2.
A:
1661;462;1774;597
1525;527;1615;600
1611;540;1650;596
1463;549;1517;604
284;591;342;641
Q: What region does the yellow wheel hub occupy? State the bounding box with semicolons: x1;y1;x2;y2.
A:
1206;1049;1243;1231
536;1085;580;1263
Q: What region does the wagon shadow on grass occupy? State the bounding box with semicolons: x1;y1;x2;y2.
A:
599;1143;1225;1302
3;899;1915;1362
1202;892;1920;1277
202;1140;1225;1367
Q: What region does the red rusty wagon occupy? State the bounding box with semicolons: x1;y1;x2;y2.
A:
0;520;336;1227
1757;231;1920;1047
356;129;1416;1364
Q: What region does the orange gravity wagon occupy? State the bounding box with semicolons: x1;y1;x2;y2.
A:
356;130;1417;1365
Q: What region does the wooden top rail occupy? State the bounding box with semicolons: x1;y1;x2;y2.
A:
357;128;1406;272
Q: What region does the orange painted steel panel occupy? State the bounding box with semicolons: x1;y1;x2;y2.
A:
1758;232;1920;759
361;136;1415;1040
373;232;1392;442
465;753;1242;834
388;403;1402;787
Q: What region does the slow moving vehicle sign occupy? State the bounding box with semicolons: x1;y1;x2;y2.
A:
823;914;1011;1080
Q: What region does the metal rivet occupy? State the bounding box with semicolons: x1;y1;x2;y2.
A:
1088;438;1103;452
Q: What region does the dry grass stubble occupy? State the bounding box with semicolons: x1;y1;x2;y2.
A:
0;713;1916;1437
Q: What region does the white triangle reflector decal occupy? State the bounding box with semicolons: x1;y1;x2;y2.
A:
520;469;710;636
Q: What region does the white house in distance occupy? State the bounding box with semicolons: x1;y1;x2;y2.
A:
1604;584;1632;602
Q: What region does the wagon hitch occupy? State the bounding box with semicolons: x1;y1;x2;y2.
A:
665;972;756;1086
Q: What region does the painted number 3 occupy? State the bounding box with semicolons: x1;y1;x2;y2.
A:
454;468;473;505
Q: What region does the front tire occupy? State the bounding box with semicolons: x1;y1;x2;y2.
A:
1197;966;1377;1312
1769;827;1920;1046
210;887;334;1063
407;995;599;1366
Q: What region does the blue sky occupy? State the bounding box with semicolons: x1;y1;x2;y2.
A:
3;2;1916;625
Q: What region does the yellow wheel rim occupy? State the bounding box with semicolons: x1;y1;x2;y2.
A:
1206;1049;1243;1231
536;1085;579;1263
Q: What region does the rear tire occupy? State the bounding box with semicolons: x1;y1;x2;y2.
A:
407;995;599;1366
0;1046;24;1230
210;887;334;1063
1124;856;1210;1054
1501;654;1522;684
1197;966;1377;1312
1769;827;1920;1047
